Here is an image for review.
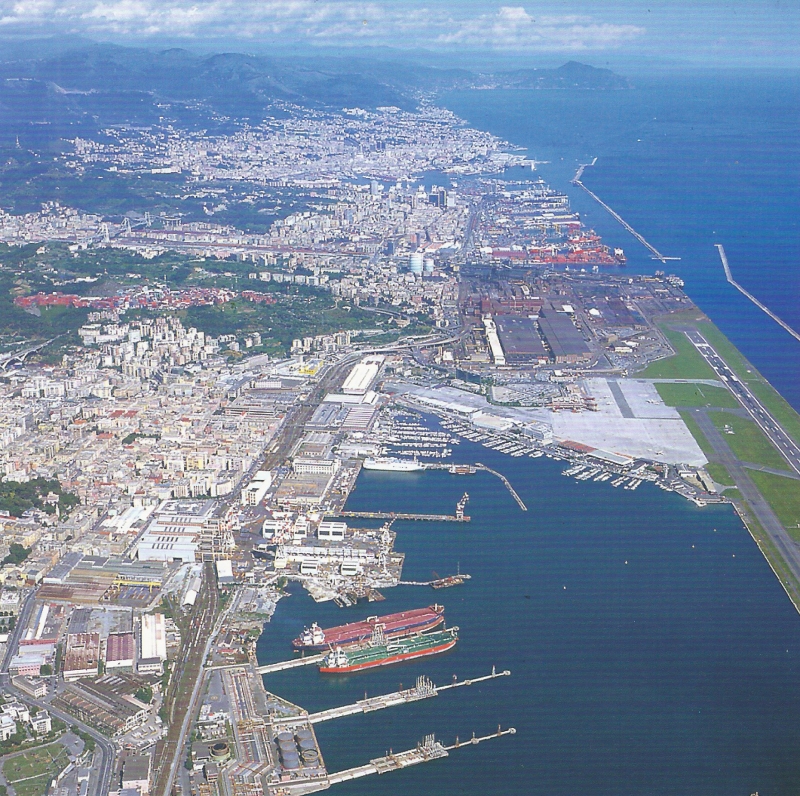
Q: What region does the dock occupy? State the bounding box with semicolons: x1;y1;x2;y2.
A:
256;653;326;675
475;463;527;511
331;492;470;524
307;669;510;724
327;727;515;785
571;160;679;263
716;244;800;343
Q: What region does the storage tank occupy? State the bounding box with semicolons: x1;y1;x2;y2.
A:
276;731;294;742
423;258;434;275
298;737;316;751
409;252;424;275
281;753;300;770
301;749;320;764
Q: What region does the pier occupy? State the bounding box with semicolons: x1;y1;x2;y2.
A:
327;727;516;785
256;653;326;675
307;669;510;724
475;463;527;511
335;493;471;522
716;244;800;343
571;160;679;263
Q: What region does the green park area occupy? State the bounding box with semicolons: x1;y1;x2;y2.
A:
705;462;736;486
655;382;739;409
750;471;800;541
641;328;717;380
2;744;70;796
708;412;790;471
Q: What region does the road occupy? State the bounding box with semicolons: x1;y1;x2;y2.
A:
684;329;800;475
691;408;800;591
15;693;116;796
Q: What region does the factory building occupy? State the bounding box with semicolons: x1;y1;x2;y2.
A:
341;356;385;395
537;309;592;363
494;317;549;364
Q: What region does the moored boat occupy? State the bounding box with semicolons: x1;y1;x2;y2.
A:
319;627;458;673
292;605;445;651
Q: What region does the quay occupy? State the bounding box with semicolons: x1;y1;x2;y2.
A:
335;509;470;522
716;244;800;343
475;463;527;511
307;669;510;724
256;653;326;674
571;160;679;263
327;727;516;785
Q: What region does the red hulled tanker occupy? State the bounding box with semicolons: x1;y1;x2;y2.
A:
292;605;445;651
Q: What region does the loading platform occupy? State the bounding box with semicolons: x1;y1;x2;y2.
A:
307;668;510;724
327;727;516;785
335;510;469;522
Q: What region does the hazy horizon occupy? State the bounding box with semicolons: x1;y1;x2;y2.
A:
0;1;796;70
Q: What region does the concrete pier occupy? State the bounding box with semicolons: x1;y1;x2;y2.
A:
716;244;800;342
256;653;326;674
328;727;516;785
475;463;527;511
307;669;511;724
335;509;469;522
571;160;678;263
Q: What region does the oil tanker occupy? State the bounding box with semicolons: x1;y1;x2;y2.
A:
319;627;458;673
292;605;445;651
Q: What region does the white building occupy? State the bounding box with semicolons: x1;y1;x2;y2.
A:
240;470;273;507
292;458;338;476
135;499;217;563
317;521;347;541
31;711;52;735
341;356;384;395
0;714;15;742
139;613;167;674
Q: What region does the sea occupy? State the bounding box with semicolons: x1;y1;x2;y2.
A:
256;70;800;795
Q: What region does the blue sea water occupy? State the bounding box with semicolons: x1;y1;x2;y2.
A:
442;70;800;410
258;443;800;795
256;72;800;794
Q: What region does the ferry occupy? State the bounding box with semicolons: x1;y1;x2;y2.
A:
319;628;458;673
293;605;445;651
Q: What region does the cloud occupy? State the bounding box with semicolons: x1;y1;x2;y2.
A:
0;0;645;51
437;6;645;51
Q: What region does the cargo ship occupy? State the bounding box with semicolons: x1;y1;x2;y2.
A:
363;457;424;472
319;627;458;673
292;605;445;651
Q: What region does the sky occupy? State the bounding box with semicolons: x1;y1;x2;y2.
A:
0;1;797;68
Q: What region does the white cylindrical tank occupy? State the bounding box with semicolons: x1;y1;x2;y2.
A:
423;258;434;275
409;252;424;275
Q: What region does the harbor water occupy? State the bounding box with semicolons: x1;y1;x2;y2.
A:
258;438;800;795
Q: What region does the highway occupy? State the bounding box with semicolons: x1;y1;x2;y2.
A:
684;329;800;475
